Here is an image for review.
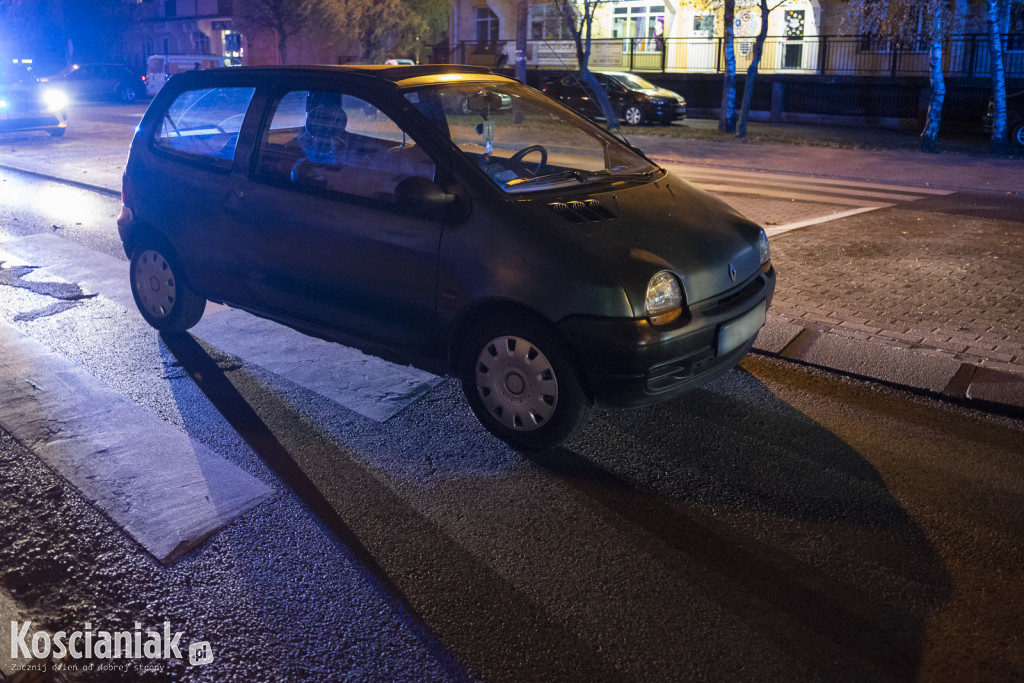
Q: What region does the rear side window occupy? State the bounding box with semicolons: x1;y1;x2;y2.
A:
153;86;255;167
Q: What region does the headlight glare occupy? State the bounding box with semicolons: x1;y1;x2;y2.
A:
43;88;68;112
646;271;682;325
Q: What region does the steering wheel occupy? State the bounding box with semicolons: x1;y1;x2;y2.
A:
508;144;548;177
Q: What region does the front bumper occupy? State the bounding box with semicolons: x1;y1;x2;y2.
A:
648;102;687;123
559;266;775;407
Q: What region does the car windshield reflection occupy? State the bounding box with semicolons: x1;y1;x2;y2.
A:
404;82;658;193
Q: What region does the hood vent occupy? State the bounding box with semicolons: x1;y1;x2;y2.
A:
548;199;616;223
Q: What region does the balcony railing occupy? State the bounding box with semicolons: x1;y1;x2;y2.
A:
441;34;1024;79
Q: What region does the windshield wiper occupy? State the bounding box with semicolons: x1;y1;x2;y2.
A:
504;167;660;191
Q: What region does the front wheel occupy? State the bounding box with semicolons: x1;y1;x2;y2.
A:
459;314;591;450
622;104;645;126
130;241;206;332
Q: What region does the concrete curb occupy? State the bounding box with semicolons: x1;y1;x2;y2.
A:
752;315;1024;419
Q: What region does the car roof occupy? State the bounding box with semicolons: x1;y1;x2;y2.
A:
169;64;503;86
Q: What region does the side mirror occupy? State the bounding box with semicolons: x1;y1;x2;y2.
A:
396;176;456;213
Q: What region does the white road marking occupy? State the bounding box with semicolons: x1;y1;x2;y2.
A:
1;233;441;422
657;161;954;234
0;320;274;563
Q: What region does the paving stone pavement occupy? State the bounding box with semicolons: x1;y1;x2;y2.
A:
767;206;1024;377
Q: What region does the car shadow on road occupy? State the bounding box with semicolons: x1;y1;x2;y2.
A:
162;328;953;682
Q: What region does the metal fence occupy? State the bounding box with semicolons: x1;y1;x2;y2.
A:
444;34;1024;79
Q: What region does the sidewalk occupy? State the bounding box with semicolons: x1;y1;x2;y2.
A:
1;117;1022;418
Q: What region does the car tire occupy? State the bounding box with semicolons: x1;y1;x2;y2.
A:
459;312;591;450
1011;120;1024;148
130;240;206;332
118;85;137;104
622;104;645;126
47;128;66;138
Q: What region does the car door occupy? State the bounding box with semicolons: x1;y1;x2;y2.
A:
227;87;444;352
553;76;602;118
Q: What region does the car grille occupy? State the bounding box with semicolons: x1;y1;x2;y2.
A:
548;199;616;223
693;272;765;317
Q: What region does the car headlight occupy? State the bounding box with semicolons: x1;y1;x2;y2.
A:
43;88;68;112
0;98;8;110
758;229;771;268
646;271;683;325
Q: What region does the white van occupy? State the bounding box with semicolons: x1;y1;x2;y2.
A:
145;55;241;97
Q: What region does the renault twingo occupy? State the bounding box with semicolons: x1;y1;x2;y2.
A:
118;65;775;449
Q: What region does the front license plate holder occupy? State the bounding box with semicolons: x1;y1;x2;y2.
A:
716;299;767;356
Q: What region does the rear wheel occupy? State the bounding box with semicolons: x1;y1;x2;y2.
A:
459;313;591;450
47;128;66;138
117;84;137;104
1011;120;1024;148
129;240;205;332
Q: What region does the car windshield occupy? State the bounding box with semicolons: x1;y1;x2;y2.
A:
404;80;658;193
608;73;658;91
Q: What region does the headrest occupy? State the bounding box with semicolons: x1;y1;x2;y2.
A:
305;105;347;138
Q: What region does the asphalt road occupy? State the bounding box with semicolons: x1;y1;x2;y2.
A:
0;105;1021;682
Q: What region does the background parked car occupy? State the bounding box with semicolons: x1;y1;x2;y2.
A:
44;63;145;104
145;54;242;97
541;71;686;125
985;90;1024;148
0;62;68;137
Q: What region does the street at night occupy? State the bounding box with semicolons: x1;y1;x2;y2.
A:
1;102;1022;683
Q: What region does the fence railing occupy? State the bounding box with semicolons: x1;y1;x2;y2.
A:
441;34;1024;79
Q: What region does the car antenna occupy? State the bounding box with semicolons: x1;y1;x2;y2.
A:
541;37;630;146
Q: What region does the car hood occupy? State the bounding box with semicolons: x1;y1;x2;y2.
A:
534;172;763;314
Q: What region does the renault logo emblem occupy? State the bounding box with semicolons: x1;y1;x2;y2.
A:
728;263;737;281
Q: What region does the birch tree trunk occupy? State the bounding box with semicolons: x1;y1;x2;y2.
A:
987;0;1008;153
920;15;945;153
736;0;769;139
719;0;737;132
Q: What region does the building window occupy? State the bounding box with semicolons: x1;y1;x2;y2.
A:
529;4;573;41
165;0;176;18
612;4;665;53
193;31;211;54
475;7;499;54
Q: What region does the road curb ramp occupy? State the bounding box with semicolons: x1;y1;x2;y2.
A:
753;316;1024;418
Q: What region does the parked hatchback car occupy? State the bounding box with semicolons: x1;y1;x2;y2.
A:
541;71;686;125
45;63;145;103
118;65;773;449
0;62;68;137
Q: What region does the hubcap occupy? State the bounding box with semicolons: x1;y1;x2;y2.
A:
133;250;177;319
625;107;642;125
475;335;558;432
